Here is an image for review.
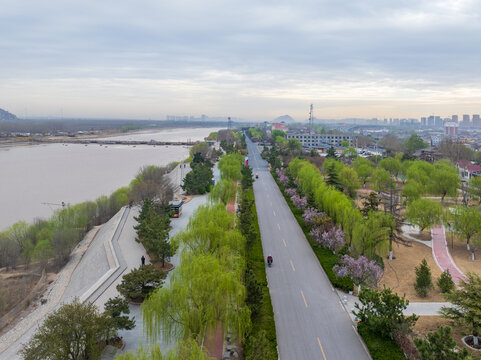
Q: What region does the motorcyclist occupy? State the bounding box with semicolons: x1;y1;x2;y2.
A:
267;254;273;266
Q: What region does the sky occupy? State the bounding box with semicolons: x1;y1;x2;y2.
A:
1;0;481;121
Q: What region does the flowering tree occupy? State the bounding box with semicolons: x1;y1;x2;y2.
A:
285;188;297;197
310;227;323;244
302;208;325;227
321;227;345;253
276;168;289;186
334;255;383;291
291;195;307;210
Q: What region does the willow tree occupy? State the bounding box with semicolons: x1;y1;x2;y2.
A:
218;153;244;181
352;211;392;259
142;253;251;344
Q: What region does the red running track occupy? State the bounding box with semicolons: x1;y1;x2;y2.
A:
431;226;466;284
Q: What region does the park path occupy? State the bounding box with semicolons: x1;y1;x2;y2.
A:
431;226;466;284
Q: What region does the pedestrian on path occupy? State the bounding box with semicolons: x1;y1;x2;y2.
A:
141;255;145;266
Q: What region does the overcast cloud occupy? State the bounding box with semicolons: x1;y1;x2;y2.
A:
1;0;481;120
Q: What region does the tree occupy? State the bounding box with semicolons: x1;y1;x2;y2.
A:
352;157;375;186
469;176;481;204
405;134;428;154
287;138;302;151
415;259;433;297
182;163;213;194
142;253;251;344
20;299;112;360
406;198;442;232
441;273;481;347
324;159;342;191
371;168;393;194
452;206;481;254
244;330;277;360
339;167;360;198
437;270;455;293
379;157;402;178
241;165;254;189
353;287;418;338
334;255;383;291
361;192;380;217
403;180;424;202
104;296;136;339
245;269;263;317
117;265;166;301
343;146;357;159
430;160;460;202
352;211;393;259
414;326;472;360
326;146;337;158
33;239;53;270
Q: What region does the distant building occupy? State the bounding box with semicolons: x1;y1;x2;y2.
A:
452;114;458;123
462;114;471;127
444;122;458;137
435;116;443;127
473;114;481;128
458;161;481;180
286;132;355;148
428;116;435;127
421;117;427;127
272;121;288;131
431;135;442;147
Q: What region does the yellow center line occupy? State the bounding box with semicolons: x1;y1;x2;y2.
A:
317;337;327;360
301;290;308;308
277;223;280;230
290;259;296;272
283;239;287;247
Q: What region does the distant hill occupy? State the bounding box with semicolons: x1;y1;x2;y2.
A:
0;109;17;121
272;115;295;123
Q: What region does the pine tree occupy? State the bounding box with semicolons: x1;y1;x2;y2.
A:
415;259;433;297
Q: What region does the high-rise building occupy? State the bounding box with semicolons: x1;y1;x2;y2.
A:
462;114;470;127
452;115;458;123
473;114;480;128
445;122;458;137
428;115;435;127
435;116;443;127
421;117;427;127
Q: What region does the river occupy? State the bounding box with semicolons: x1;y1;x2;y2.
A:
0;127;220;230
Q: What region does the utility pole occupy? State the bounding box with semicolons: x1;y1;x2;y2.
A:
227;116;232;130
309;104;314;134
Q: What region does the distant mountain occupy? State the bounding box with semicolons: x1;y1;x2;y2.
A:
272;115;295;123
0;108;17;121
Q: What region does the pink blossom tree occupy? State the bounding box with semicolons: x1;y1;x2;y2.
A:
334;255;383;292
291;195;307;210
302;208;325;227
321;227;345;253
276;168;289;186
285;188;297;197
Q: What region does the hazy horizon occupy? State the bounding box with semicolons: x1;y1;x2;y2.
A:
2;1;481;121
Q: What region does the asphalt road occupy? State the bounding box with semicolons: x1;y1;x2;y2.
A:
247;138;371;360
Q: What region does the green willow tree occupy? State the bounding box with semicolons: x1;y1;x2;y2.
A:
142;253;251;344
406;198;442;232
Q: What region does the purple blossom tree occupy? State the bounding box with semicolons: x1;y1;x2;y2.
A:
276;168;290;186
333;255;383;291
302;208;324;227
310;226;323;244
291;195;307;210
321;227;345;253
285;188;297;197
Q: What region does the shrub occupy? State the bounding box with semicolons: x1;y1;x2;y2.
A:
334;255;383;289
116;265;166;301
358;324;406;360
437;269;455;293
415;259;433;297
290;195;307;210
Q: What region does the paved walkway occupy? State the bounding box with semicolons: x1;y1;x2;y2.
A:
431;226;466;284
337;290;450;321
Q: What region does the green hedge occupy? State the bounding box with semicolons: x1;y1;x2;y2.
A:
357;324;406;360
244;189;278;358
273;172;354;292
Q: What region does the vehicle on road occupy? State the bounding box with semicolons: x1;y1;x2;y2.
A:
267;254;273;267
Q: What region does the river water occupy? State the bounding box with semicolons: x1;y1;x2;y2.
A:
0;127;220;230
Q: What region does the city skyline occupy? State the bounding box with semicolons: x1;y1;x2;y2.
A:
1;0;481;121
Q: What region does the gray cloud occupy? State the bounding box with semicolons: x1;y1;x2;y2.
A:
1;0;481;119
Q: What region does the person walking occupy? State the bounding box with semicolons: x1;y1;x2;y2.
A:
141;255;145;266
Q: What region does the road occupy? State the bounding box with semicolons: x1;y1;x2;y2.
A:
247;138;371;360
